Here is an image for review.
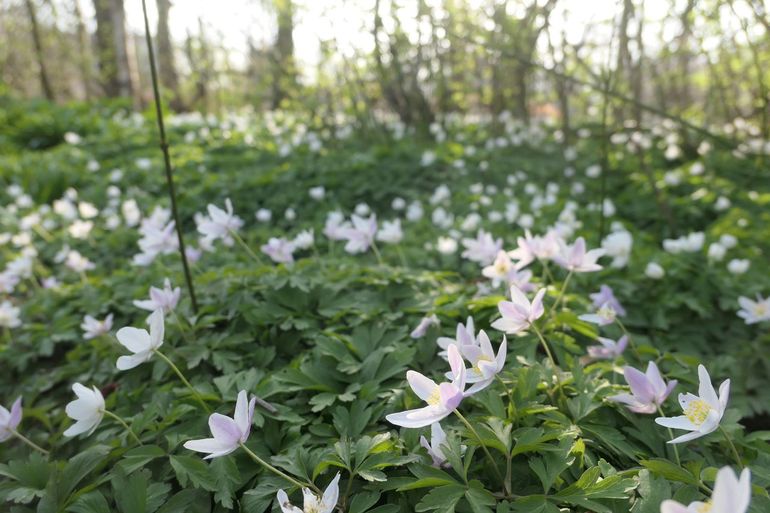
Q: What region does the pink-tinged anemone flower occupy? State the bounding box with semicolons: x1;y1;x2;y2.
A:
386;344;466;428
133;278;181;314
579;302;617;326
655;365;729;444
461;230;503;266
609;362;677;414
410;314;439;339
508;229;561;270
81;313;113;340
184;390;256;459
341;214;378;254
553;237;605;273
276;472;340;513
589;285;626;316
419;422;449;468
491;286;546;334
660;467;750;513
0;397;22;442
586;335;628;360
452;330;507;395
436;316;475;359
115;310;165;371
197;198;244;247
261;237;296;264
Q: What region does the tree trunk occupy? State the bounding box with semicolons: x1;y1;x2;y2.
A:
92;0;133;98
156;0;182;109
24;0;54;101
72;0;93;100
272;0;295;108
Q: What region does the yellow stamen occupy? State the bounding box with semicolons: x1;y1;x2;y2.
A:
684;399;713;426
427;387;441;406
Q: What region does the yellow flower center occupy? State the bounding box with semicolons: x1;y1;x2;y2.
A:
494;261;509;275
427;387;441;406
684;399;713;426
473;356;493;374
753;303;769;317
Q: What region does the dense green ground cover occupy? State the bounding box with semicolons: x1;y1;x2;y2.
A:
0;98;769;512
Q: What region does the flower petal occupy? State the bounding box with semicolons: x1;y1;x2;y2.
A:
115;327;152;353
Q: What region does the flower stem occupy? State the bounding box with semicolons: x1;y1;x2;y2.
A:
11;430;49;455
656;406;681;466
615;318;641;360
154;350;211;414
231;229;265;265
170;310;193;345
549;270;573;319
531;324;563;394
140;0;198;315
370;240;384;266
239;442;318;492
454;410;509;494
102;410;143;446
719;426;742;468
495;375;516;423
540;260;555;285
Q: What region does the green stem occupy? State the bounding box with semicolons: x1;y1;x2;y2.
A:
140;0;199;315
549;270;573;319
231;229;264;265
531;324;561;390
719;426;742;468
102;410;143;446
170;310;193;345
540;260;555;285
454;410;508;494
656;407;681;466
239;442;318;492
11;430;49;455
370;240;384;265
495;375;516;423
615;318;641;360
154;350;211;414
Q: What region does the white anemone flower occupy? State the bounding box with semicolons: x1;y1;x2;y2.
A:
655;365;730;444
277;472;340;513
660;467;750;513
63;383;105;437
115;310;165;371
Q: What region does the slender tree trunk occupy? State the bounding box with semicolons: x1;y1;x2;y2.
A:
72;0;93;100
156;0;182;109
92;0;133;98
272;0;295;108
24;0;54;101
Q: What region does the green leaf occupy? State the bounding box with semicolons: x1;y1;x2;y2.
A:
640;459;699;485
169;455;218;491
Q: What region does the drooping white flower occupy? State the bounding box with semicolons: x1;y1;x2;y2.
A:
65;250;96;273
420;422;449;467
81;313;114;340
660;467;750;513
63;383;105;437
455;330;506;395
184;390;256;459
508;230;561;269
115;310;165;371
708;242;727;262
323;211;349;240
277;472;340;513
436;316;475;359
655;365;729;444
292;229;314;250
